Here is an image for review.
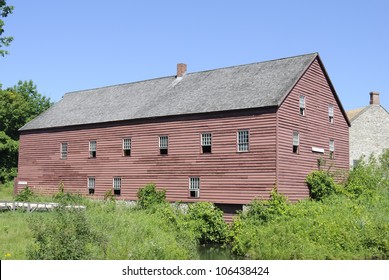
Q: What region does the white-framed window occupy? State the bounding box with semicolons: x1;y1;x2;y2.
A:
60;142;68;160
201;133;212;153
237;130;249;152
159;136;168;155
113;177;121;196
89;140;97;158
328;104;334;124
293;131;300;154
299;95;306;116
329;139;335;159
88;177;95;195
189;177;200;198
123;138;131;156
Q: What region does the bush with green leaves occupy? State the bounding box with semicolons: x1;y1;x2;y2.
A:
306;170;340;200
345;153;389;198
52;182;84;205
137;183;166;209
242;187;289;223
27;209;106;260
231;192;389;259
15;186;36;202
186;202;229;245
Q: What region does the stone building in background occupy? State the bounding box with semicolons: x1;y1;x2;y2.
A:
347;92;389;167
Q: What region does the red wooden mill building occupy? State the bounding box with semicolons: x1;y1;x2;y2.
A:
16;53;350;212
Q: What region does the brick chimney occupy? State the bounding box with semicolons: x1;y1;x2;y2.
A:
176;63;187;78
369;91;380;105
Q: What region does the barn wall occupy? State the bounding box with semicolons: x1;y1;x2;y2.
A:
277;58;349;200
17;109;277;205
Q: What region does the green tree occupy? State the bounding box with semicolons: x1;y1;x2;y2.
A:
0;0;14;57
0;81;51;182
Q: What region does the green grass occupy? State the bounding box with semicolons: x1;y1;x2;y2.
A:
0;211;34;259
0;181;14;201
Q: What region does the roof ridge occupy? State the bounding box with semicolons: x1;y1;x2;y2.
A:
185;52;318;76
64;52;318;97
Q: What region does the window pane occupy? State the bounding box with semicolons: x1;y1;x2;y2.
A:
61;143;68;159
299;95;305;108
328;105;334;117
201;133;212;146
190;177;200;190
189;177;200;198
238;130;249;152
89;141;96;151
329;140;335;151
113;177;121;189
88;177;95;189
159;136;168;148
293;132;299;146
123;138;131;150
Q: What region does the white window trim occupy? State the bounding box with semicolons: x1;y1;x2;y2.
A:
237;130;249;152
328;105;334;123
113;177;121;190
293;131;300;146
88;177;95;189
299;95;306;116
201;133;212;146
189;177;200;198
60;142;68;159
89;140;96;158
329;139;335;159
123;138;131;150
159;136;168;149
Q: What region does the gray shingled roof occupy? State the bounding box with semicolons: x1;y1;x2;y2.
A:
20;53;317;131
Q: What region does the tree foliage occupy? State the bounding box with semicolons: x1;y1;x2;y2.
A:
0;81;52;182
0;0;14;57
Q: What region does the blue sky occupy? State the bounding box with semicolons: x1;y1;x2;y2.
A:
1;0;388;111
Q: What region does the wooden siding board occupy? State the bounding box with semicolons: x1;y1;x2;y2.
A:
17;110;277;205
277;58;349;200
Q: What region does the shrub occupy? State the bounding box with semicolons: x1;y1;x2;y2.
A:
15;186;36;202
103;189;115;202
186;202;229;245
242;187;289;223
231;194;389;259
306;170;339;200
27;209;106;260
345;153;389;198
52;182;84;205
137;183;166;209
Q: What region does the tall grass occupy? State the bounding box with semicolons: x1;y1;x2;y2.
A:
0;181;14;200
0;211;34;259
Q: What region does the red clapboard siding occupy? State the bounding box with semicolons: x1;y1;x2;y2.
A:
276;58;349;200
17;109;278;205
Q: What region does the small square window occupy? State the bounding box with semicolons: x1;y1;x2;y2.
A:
61;143;68;160
299;95;306;116
201;133;212;153
329;140;335;159
88;177;95;195
159;136;168;155
113;177;121;196
123;138;131;156
189;177;200;198
328;105;334;124
237;130;249;152
89;141;96;158
293;131;300;154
